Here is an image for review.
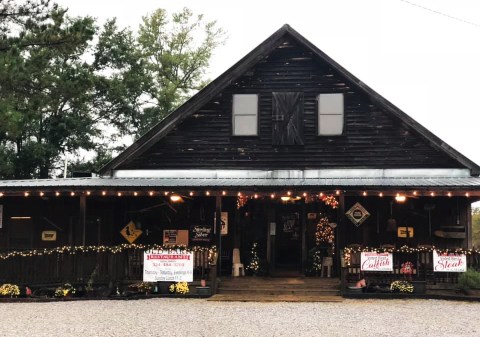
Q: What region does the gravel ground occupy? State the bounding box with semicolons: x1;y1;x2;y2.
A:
1;298;479;337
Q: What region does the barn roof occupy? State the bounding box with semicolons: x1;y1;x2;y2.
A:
99;24;480;176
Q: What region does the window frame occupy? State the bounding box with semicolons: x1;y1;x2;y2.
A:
317;93;345;136
232;94;259;136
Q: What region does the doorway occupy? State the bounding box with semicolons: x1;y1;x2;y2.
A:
272;203;304;275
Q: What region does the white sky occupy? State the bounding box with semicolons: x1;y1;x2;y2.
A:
56;0;480;166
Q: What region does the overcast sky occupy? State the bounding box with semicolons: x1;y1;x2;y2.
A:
56;0;480;165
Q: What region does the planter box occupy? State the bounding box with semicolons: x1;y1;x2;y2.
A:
411;281;426;294
195;286;211;296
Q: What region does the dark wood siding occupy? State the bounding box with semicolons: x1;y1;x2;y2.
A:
119;37;463;170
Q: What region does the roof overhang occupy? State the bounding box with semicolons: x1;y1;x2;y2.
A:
2;170;480;195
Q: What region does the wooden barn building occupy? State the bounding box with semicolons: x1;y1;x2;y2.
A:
1;25;480;292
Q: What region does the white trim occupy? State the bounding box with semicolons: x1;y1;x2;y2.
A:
111;168;471;179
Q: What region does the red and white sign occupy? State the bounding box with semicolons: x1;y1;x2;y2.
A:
360;252;393;272
433;250;467;272
143;250;193;282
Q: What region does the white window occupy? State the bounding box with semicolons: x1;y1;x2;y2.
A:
318;93;344;136
232;94;258;136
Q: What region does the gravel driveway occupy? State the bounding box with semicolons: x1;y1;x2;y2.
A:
1;298;478;337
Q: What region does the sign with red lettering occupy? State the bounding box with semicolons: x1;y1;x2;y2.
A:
433;250;466;272
360;252;393;272
143;250;193;282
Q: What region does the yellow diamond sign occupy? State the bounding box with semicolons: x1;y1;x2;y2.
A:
120;221;142;243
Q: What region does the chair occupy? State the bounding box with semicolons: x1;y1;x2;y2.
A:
321;256;333;278
232;248;245;277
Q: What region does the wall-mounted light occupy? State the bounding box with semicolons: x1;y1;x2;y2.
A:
11;216;31;220
170;195;183;203
395;194;406;203
281;196;290;202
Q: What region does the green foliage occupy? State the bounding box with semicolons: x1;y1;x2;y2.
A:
472;208;480;248
0;0;98;178
0;3;225;178
96;8;225;137
457;269;480;292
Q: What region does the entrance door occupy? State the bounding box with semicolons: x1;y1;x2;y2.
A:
274;205;303;275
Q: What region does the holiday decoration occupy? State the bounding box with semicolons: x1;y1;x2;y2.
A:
246;242;260;274
315;217;335;246
237;194;249;209
321;195;339;209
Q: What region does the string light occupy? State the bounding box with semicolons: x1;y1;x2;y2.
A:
303;192;307;197
447;192;452;197
117;192;122;197
222;191;226;196
39;192;44;197
206;191;210;196
0;192;3;197
466;192;470;197
134;192;138;196
413;191;417;196
164;191;169;196
102;191;107;196
287;191;291;196
430;192;435;197
254;194;258;199
86;191;91;196
70;192;75;196
379;192;383;197
0;244;217;261
55;192;60;197
148;191;154;196
24;192;29;197
189;191;194;196
362;191;367;196
319;192;324;197
270;193;275;199
335;190;340;195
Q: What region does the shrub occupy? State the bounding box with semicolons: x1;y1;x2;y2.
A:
457;269;480;292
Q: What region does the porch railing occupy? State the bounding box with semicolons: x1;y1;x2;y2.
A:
341;248;480;291
0;247;215;287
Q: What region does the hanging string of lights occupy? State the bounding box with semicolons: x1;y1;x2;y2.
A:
0;244;217;261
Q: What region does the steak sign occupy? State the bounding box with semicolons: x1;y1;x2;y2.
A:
360;252;393;272
433;250;466;272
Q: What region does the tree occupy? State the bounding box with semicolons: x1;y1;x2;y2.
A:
0;4;225;178
95;8;225;137
0;0;98;178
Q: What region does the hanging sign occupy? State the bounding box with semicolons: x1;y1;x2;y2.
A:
163;230;189;246
41;230;57;241
346;202;370;227
213;212;228;235
143;250;193;282
433;250;467;272
397;226;414;238
120;221;142;244
190;225;213;243
360;252;393;271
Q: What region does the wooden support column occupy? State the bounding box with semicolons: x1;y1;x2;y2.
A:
80;194;86;246
215;194;222;277
337;193;346;290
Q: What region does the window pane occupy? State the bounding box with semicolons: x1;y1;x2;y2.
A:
318;93;343;115
233;94;258;115
234;115;258;136
319;115;343;135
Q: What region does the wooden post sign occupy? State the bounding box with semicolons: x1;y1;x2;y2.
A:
143;250;193;282
360;252;393;272
433;250;466;272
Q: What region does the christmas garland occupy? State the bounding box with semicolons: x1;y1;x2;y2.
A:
0;244;216;261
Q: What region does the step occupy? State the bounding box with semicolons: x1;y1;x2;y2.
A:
217;288;340;296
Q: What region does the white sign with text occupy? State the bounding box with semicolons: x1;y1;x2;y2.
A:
360;252;393;272
143;250;193;282
433;250;467;272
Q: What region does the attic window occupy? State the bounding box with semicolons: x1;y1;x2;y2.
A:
318;93;344;136
232;94;258;136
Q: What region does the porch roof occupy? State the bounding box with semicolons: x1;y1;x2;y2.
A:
3;176;480;189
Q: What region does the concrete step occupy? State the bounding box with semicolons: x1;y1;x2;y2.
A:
217;288;340;296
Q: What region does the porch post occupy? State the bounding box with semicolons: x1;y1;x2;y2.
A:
215;194;222;277
80;194;86;246
337;193;346;290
